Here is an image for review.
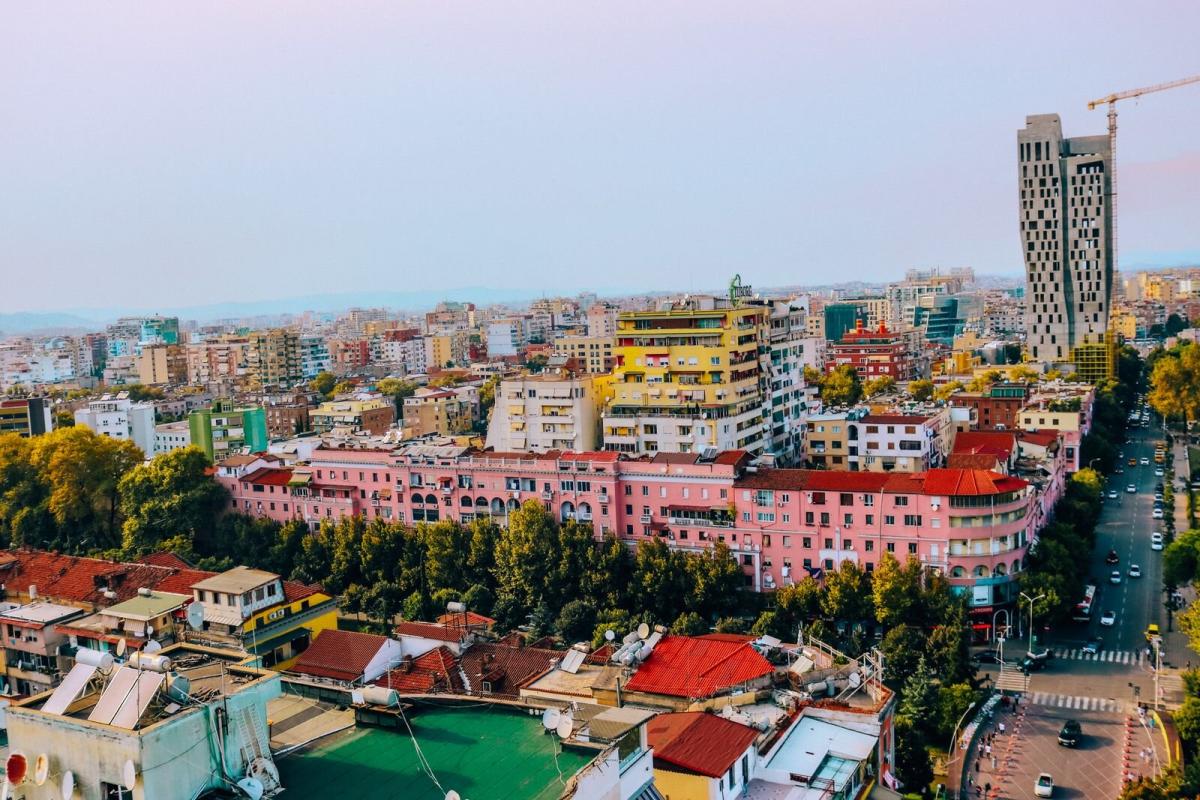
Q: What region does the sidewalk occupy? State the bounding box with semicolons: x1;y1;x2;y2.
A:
949;694;1019;800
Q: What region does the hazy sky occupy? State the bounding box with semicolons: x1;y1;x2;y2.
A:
3;2;1198;314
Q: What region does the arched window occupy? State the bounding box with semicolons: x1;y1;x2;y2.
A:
561;502;576;522
411;494;424;505
973;565;988;577
578;502;592;520
491;498;506;515
951;566;966;578
507;498;520;512
993;564;1007;577
424;493;438;507
460;496;473;508
1011;559;1021;574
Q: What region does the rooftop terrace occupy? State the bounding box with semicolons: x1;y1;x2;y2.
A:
276;701;594;800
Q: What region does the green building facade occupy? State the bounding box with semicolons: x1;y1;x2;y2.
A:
189;399;268;460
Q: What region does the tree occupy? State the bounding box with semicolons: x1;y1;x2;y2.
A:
672;611;708;636
893;718;933;796
1008;364;1040;383
631;538;688;621
898;655;937;736
592;608;633;648
1168;313;1189;336
863;375;896;399
118;446;225;554
935;682;979;742
933;381;963;402
871;553;921;630
683;542;744;618
880;624;926;689
377;377;418;415
124;384;164;403
1164;530;1200;588
525;354;549;373
714;617;747;634
966;369;1003;393
907;379;934;401
589;533;635;610
1149;343;1200;427
331;380;356;397
493;500;560;613
551;599;595;642
821;365;862;407
423;520;471;591
821;560;871;623
308;371;337;397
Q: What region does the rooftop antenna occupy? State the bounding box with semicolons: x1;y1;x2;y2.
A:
636;622;650;639
541;708;561;730
144;640;163;654
121;760;136;793
555;716;573;740
604;629;615;642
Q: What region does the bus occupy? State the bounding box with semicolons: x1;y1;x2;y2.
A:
1071;584;1097;623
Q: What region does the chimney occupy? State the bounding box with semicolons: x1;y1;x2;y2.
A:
402;655;414;673
855;318;864;333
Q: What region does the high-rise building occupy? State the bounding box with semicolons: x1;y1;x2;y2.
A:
188;399;268;460
1018;114;1113;366
246;329;302;387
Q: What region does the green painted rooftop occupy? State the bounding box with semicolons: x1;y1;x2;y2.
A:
276;703;595;800
103;590;191;620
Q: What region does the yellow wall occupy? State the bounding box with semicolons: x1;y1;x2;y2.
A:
241;592;338;672
654;767;716;800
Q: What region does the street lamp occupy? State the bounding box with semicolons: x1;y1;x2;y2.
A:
947;700;977;799
1020;591;1045;655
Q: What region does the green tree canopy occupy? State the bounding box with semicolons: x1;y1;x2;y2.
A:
118;446;225;554
820;365;863;407
907;379;934;401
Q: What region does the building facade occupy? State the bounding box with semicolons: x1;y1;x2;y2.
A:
485;373;606;452
188;399;269;460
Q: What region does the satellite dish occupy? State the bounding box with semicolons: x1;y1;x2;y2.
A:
186;602;205;631
0;778;8;800
637;622;650;639
145;624;154;636
33;754;48;786
555;717;573;739
116;639;127;658
6;753;27;785
446;601;466;614
446;792;462;800
541;708;560;730
235;777;264;800
604;629;615;642
721;705;735;719
62;771;75;800
144;640;163;654
122;759;136;791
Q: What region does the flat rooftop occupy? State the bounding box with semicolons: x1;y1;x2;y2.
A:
1;602;83;626
276;702;594;800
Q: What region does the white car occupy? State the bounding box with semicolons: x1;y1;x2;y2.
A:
1141;457;1151;465
1107;490;1119;499
1035;772;1054;798
1127;484;1137;493
1156;468;1165;477
1100;610;1116;626
1129;564;1142;578
1152;533;1165;551
1111;570;1122;584
1153;508;1164;519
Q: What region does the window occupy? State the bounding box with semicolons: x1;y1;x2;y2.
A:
839;492;853;506
843;513;853;525
863;495;874;507
824;538;833;549
903;514;922;526
757;512;775;522
844;539;853;550
782;535;791;547
894;495;909;506
908;542;918;554
819;512;830;525
641;486;649;496
884;515;895;526
804;511;814;525
811;492;826;505
886;542;896;552
865;540;874;551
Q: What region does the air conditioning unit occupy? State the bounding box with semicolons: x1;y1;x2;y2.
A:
639;515;652;524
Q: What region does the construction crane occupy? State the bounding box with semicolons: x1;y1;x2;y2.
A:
1086;75;1200;271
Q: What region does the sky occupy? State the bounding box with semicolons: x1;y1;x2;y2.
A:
2;2;1198;314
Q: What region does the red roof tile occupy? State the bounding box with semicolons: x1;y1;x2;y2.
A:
459;642;560;697
625;636;774;699
647;712;759;777
138;552;193;569
395;621;463;643
0;549;213;606
886;468;1027;497
946;453;1003;471
436;611;495;631
861;415;930;424
713;450;751;466
952;431;1016;458
242;467;294;486
1018;429;1061;448
292;629;389;682
282;580;324;603
373;646;464;693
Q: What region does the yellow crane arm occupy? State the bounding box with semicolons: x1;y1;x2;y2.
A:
1088;75;1200;109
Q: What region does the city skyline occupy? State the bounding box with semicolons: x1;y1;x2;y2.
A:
3;2;1199;314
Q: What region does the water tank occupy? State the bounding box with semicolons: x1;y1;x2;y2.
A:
805;681;827;695
360;686;399;707
75;647;115;672
128;652;172;673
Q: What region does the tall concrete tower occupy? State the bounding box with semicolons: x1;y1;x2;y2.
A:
1018;114;1113;366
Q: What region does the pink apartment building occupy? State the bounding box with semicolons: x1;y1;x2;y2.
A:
217;443;1062;637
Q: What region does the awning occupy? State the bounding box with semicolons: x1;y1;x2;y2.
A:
203;605;244;627
248;625;313;655
287;473;313;487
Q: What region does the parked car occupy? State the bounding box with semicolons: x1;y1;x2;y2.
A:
1058;720;1082;747
1129;564;1142;578
1152;533;1165;550
1106;549;1120;564
973;650;1006;665
1107;490;1119;499
1141;457;1151;465
1156;467;1165;477
1035;773;1054;797
1100;610;1116;627
1153;508;1164;519
1111;570;1122;584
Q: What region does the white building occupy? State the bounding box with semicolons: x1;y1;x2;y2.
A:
486;318;528;357
378;338;427;375
299;334;332;379
485;372;605;452
153;420;193;455
74;394;156;455
761;302;820;465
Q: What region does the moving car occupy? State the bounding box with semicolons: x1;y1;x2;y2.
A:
1129;457;1138;466
1111;570;1122;584
1141;457;1151;465
1100;610;1116;626
1127;484;1137;493
1035;773;1054;798
1146;623;1160;642
973;650;1006;665
1129;564;1142;578
1082;637;1101;655
1058;720;1082;747
1153;507;1164;519
1106;549;1120;564
1107;489;1119;499
1152;533;1166;550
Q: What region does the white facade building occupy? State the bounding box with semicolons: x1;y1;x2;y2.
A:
154;420;193;455
485;373;604;452
74;394;156;455
486;318;528;357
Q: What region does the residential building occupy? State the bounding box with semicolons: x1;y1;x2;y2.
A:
8;643;282;800
401;387;475;438
264;395;313;438
948;382;1031;431
299;334;332;378
603;299;768;454
136;343;188;385
153;420;192;455
310;398;395;435
247;328;303;387
190;565;338;669
55;589;191;657
0;602;86;696
486;372;606;452
74;393;156;455
290;629;403;685
622;634;775;710
822;302;869;342
552;334;615;374
188;398;269;460
647;712;759;799
1019;114;1113;368
826;321;913;381
762;301;819;464
486;318;528;358
0;397;52;437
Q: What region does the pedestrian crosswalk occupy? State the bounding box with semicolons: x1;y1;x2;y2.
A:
994;668;1029;692
1052;647;1145;665
1028;692;1124;714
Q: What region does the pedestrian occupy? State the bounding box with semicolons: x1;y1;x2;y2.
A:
998;721;1006;734
985;783;991;795
975;759;980;773
985;744;991;758
976;785;982;798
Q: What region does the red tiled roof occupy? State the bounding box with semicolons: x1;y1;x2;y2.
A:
373;646;464;693
861;415;930;424
0;549;213;606
395;621;462;643
647;712;759;778
713;450;751;466
734;469;891;492
292;629;389;682
242;467;294;486
1018;429;1060;448
459;642;560;697
952;431;1016;458
886;468;1027;497
625;635;774;698
555;451;621;463
586;643;614;665
946;453;1003;471
436;611;495;631
282;580;324;603
138;552;193;569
